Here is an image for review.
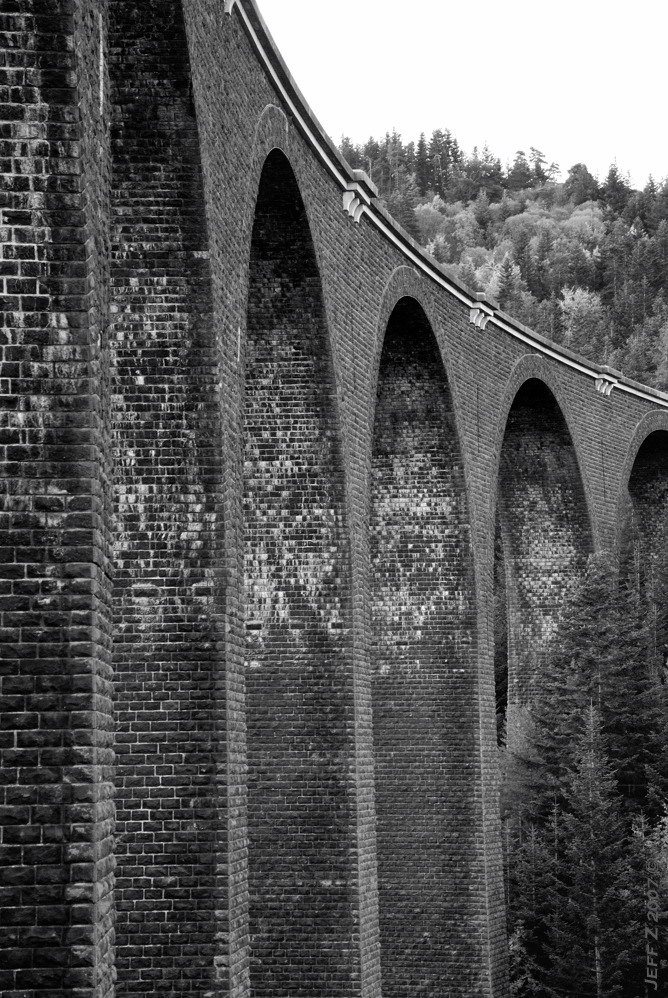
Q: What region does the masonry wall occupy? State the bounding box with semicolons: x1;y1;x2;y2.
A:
497;379;594;711
626;431;668;600
109;2;222;994
370;299;479;995
243;149;356;997
0;2;114;995
3;3;668;997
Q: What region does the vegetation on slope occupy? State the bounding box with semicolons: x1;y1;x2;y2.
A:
340;131;668;390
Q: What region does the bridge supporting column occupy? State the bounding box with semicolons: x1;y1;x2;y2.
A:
0;3;114;995
109;2;222;993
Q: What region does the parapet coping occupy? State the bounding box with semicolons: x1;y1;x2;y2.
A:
231;0;668;410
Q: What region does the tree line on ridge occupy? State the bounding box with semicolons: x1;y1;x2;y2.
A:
340;130;668;391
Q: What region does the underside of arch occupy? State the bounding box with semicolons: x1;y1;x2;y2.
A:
623;432;668;653
243;150;355;998
495;379;593;722
369;297;478;996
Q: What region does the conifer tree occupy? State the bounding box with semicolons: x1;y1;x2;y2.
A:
415;132;429;197
505;552;668;994
507;818;556;994
545;706;642;998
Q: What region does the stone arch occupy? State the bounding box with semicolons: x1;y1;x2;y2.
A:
492;360;594;725
369;266;442;414
617;413;668;626
239;105;330;326
489;354;598;545
242;104;291;231
369;294;479;996
243;148;355;998
239;109;352;473
617;410;668;550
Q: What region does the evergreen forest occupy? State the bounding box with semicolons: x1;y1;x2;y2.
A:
339;131;668;390
339;131;668;993
496;544;668;997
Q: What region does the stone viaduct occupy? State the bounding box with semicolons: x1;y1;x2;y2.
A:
2;2;668;997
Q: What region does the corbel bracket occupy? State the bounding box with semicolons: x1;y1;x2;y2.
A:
469;293;496;330
224;0;238;14
595;376;617;397
342;169;378;224
594;366;619;397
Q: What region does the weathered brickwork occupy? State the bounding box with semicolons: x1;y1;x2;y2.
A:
497;379;593;709
109;2;221;994
243;150;355;997
0;1;114;995
626;430;668;581
370;299;479;995
3;2;668;997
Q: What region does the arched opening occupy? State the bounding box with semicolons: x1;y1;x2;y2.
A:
243;150;354;998
495;379;593;735
370;298;477;996
624;430;668;669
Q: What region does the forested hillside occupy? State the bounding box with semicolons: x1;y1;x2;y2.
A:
340;131;668;390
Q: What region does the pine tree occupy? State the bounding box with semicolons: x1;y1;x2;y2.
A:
529;555;666;820
503;552;668;992
458;256;480;292
415;132;429;197
497;256;522;310
563;163;599;205
508;151;533;192
602;164;632;215
529;147;547;185
545;706;642;998
507;819;556;995
339;135;361;170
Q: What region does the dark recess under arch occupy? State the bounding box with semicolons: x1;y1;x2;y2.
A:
495;379;593;736
623;431;668;651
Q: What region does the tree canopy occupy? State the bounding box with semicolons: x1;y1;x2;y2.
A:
339;129;668;390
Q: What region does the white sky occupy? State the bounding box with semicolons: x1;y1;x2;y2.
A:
255;0;667;190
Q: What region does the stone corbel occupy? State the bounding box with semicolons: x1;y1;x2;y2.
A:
342;190;365;223
469;306;491;330
594;366;619;397
469;293;496;330
342;169;378;224
595;376;616;396
224;0;238;14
